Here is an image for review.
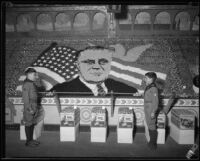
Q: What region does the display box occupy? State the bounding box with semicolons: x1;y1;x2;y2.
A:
20;120;36;140
157;129;165;144
157;112;166;144
171;109;195;130
60;124;79;142
170;109;195;144
117;107;134;143
157;112;166;129
60;106;80;142
90;107;107;142
170;123;194;144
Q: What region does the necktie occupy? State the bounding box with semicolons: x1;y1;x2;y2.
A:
96;84;106;96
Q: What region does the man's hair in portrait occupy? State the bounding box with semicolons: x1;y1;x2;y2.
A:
75;45;115;59
145;72;157;82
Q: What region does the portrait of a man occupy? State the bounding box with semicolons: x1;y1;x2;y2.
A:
50;46;138;96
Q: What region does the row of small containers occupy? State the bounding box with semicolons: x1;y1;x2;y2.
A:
20;106;195;144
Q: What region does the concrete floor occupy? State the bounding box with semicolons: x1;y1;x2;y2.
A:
4;129;199;159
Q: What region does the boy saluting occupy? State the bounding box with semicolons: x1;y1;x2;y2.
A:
22;68;40;147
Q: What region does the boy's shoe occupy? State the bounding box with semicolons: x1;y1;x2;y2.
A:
25;141;38;147
31;140;40;145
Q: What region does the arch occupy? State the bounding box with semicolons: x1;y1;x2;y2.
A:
37;13;53;31
92;12;106;30
154;11;170;24
73;12;90;32
135;12;151;24
16;14;34;32
55;12;71;31
134;12;151;30
192;15;199;31
154;11;171;30
174;11;190;31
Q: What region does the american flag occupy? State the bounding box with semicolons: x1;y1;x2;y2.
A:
16;43;167;93
16;43;79;91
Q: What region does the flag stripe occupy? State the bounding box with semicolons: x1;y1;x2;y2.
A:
111;60;167;80
109;70;142;87
109;74;142;90
111;65;144;80
33;67;66;83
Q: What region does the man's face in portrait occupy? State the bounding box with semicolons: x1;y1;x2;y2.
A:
77;49;112;83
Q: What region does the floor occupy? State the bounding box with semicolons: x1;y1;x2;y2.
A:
4;128;199;159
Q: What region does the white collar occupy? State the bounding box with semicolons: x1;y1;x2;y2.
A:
79;77;108;96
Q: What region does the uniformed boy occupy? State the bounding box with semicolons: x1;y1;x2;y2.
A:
22;68;40;147
143;72;159;150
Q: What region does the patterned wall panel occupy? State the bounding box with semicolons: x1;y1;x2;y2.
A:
8;97;199;126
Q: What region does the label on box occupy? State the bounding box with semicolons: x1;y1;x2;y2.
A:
60;107;80;126
118;115;133;128
171;111;194;130
157;113;165;128
180;116;194;130
91;114;106;127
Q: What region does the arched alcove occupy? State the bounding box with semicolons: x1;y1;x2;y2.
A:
37;13;53;31
134;12;151;30
55;12;71;31
154;11;171;30
174;11;190;31
16;14;34;32
92;12;106;30
73;12;90;32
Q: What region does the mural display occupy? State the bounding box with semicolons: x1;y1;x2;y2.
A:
6;37;198;98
